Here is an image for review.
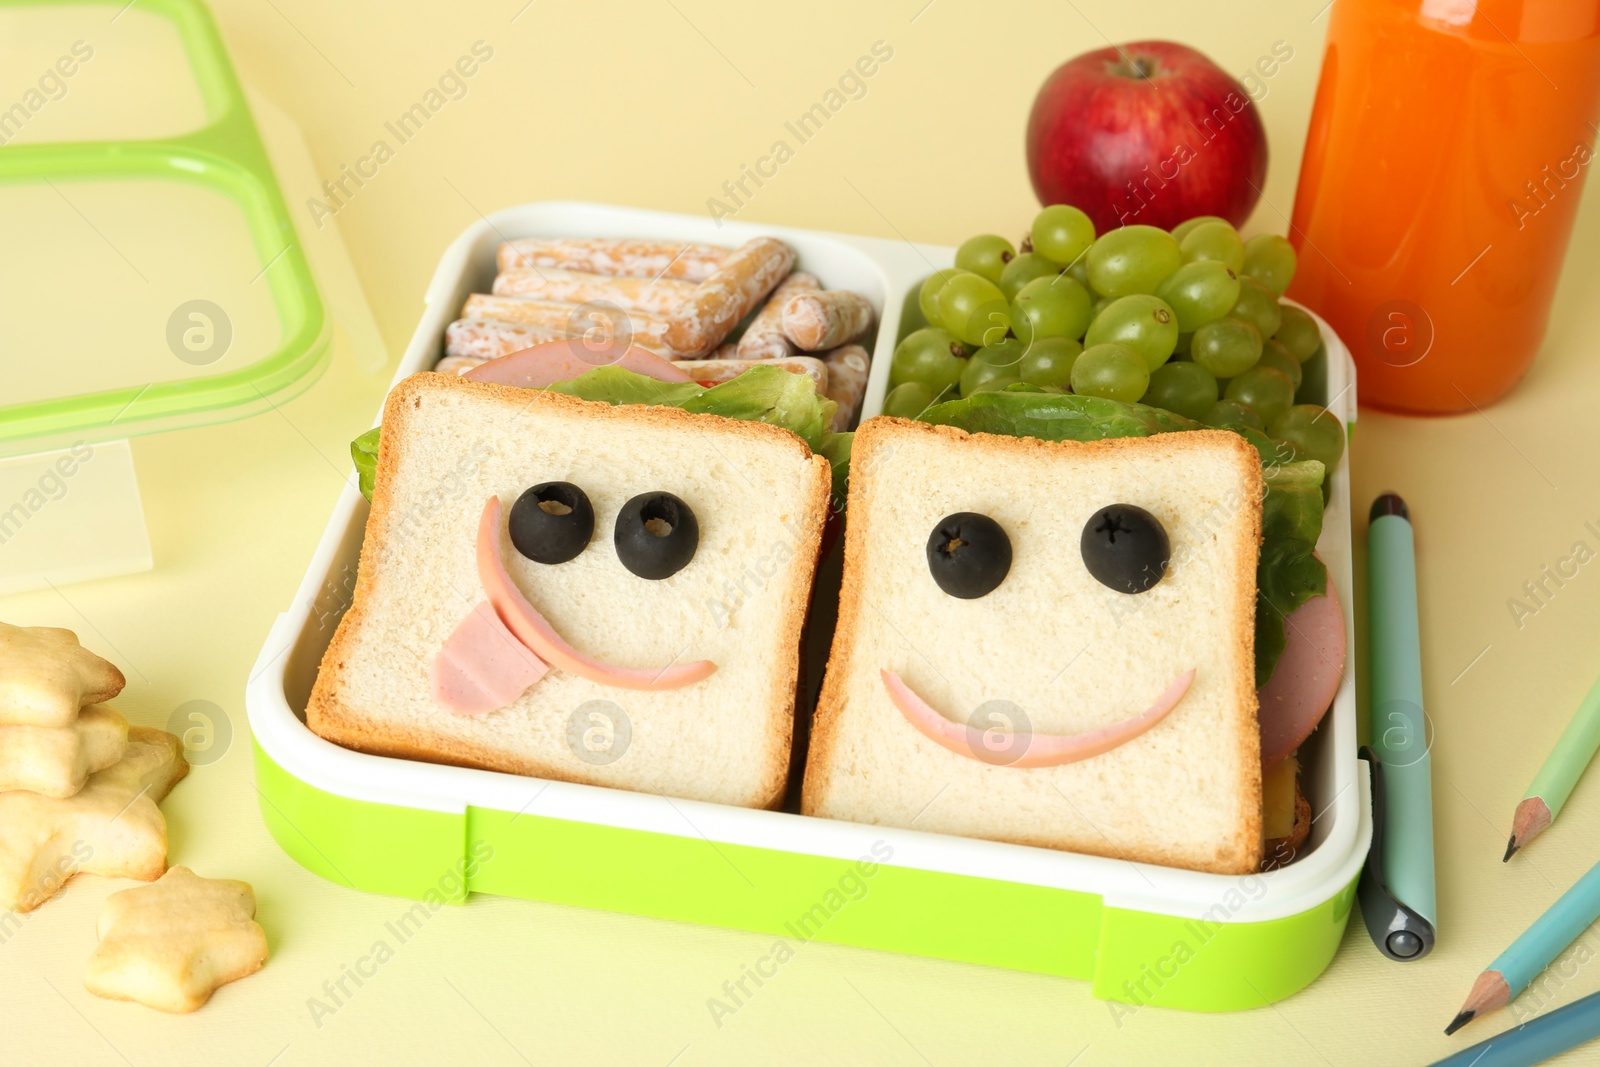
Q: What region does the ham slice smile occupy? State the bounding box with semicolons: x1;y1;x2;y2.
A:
881;667;1193;768
476;496;717;691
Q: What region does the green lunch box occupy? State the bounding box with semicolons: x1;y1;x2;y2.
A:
246;201;1369;1012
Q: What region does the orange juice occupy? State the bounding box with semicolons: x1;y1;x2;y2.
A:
1289;0;1600;413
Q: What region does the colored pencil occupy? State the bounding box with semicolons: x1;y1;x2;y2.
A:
1431;985;1600;1067
1504;668;1600;861
1446;856;1600;1034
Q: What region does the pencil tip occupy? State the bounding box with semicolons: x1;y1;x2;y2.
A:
1503;837;1519;863
1445;1011;1474;1036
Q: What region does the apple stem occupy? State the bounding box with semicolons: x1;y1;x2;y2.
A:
1114;54;1155;80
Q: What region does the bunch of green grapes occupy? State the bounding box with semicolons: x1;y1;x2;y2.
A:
883;205;1345;473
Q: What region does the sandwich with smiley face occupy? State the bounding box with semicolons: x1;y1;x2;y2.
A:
803;393;1342;875
307;355;838;809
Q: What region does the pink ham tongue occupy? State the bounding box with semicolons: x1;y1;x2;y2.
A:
1257;582;1347;771
431;601;550;714
476;496;716;690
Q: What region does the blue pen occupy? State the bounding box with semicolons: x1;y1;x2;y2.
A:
1361;492;1437;961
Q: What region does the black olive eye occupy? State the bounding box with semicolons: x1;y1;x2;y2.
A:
925;512;1011;599
615;491;698;580
1080;504;1169;594
509;482;595;564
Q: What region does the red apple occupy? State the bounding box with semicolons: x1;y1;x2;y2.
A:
1026;40;1267;234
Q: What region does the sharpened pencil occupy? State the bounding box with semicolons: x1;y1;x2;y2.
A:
1447;856;1600;1034
1430;985;1600;1066
1505;667;1600;860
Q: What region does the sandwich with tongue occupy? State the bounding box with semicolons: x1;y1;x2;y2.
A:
803;388;1344;875
315;342;849;809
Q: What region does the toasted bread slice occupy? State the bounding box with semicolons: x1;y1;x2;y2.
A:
308;372;832;809
803;417;1264;874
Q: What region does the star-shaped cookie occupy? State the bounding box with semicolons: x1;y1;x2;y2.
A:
0;726;188;912
0;622;125;727
0;703;128;798
85;866;268;1013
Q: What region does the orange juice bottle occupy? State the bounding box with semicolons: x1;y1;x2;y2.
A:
1289;0;1600;413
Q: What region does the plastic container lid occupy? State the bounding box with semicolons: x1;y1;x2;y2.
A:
0;0;331;458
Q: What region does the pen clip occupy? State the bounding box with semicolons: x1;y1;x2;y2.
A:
1358;745;1435;961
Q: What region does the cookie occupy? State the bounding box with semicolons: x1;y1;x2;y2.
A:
0;727;188;912
85;866;267;1013
0;704;128;798
0;622;125;727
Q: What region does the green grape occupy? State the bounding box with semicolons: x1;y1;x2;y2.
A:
1086;225;1182;299
1256;339;1302;391
1174;331;1193;357
1268;404;1345;472
1019;336;1083;388
1071;342;1150;403
1012;275;1094;344
883;381;942;419
961;338;1024;396
1084;294;1179;372
999;252;1062;301
1142;361;1218;421
1066;257;1092;290
1228;276;1282;338
1274;305;1322;363
1179;220;1245;272
1202;398;1264;432
1092;295;1112;318
937;273;1011;347
1171;215;1230;245
955;234;1016;286
1225;365;1295;423
1190;318;1262;378
918;269;963;328
1242;234;1297;297
1031;204;1096;266
1154;261;1241;332
889;327;968;394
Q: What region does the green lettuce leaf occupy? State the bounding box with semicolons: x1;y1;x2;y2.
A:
547;365;847;502
919;389;1328;686
351;427;380;499
352;365;850;505
920;388;1196;442
1255;460;1329;687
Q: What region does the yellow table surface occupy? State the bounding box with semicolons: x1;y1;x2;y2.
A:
6;1;1600;1063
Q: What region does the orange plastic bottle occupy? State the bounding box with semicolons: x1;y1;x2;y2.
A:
1289;0;1600;413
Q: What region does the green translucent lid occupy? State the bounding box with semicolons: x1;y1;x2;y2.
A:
0;0;328;457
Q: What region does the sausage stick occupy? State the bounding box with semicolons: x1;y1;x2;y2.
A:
460;295;673;352
736;272;821;361
821;345;870;431
665;238;796;358
491;267;696;316
445;316;672;362
781;290;875;351
446;318;565;362
435;354;486;376
671;356;827;391
496;238;731;281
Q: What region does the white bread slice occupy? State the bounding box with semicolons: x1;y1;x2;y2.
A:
803;417;1264;874
308;372;832;809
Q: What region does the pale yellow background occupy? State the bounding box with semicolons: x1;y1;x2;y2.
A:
3;1;1600;1064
